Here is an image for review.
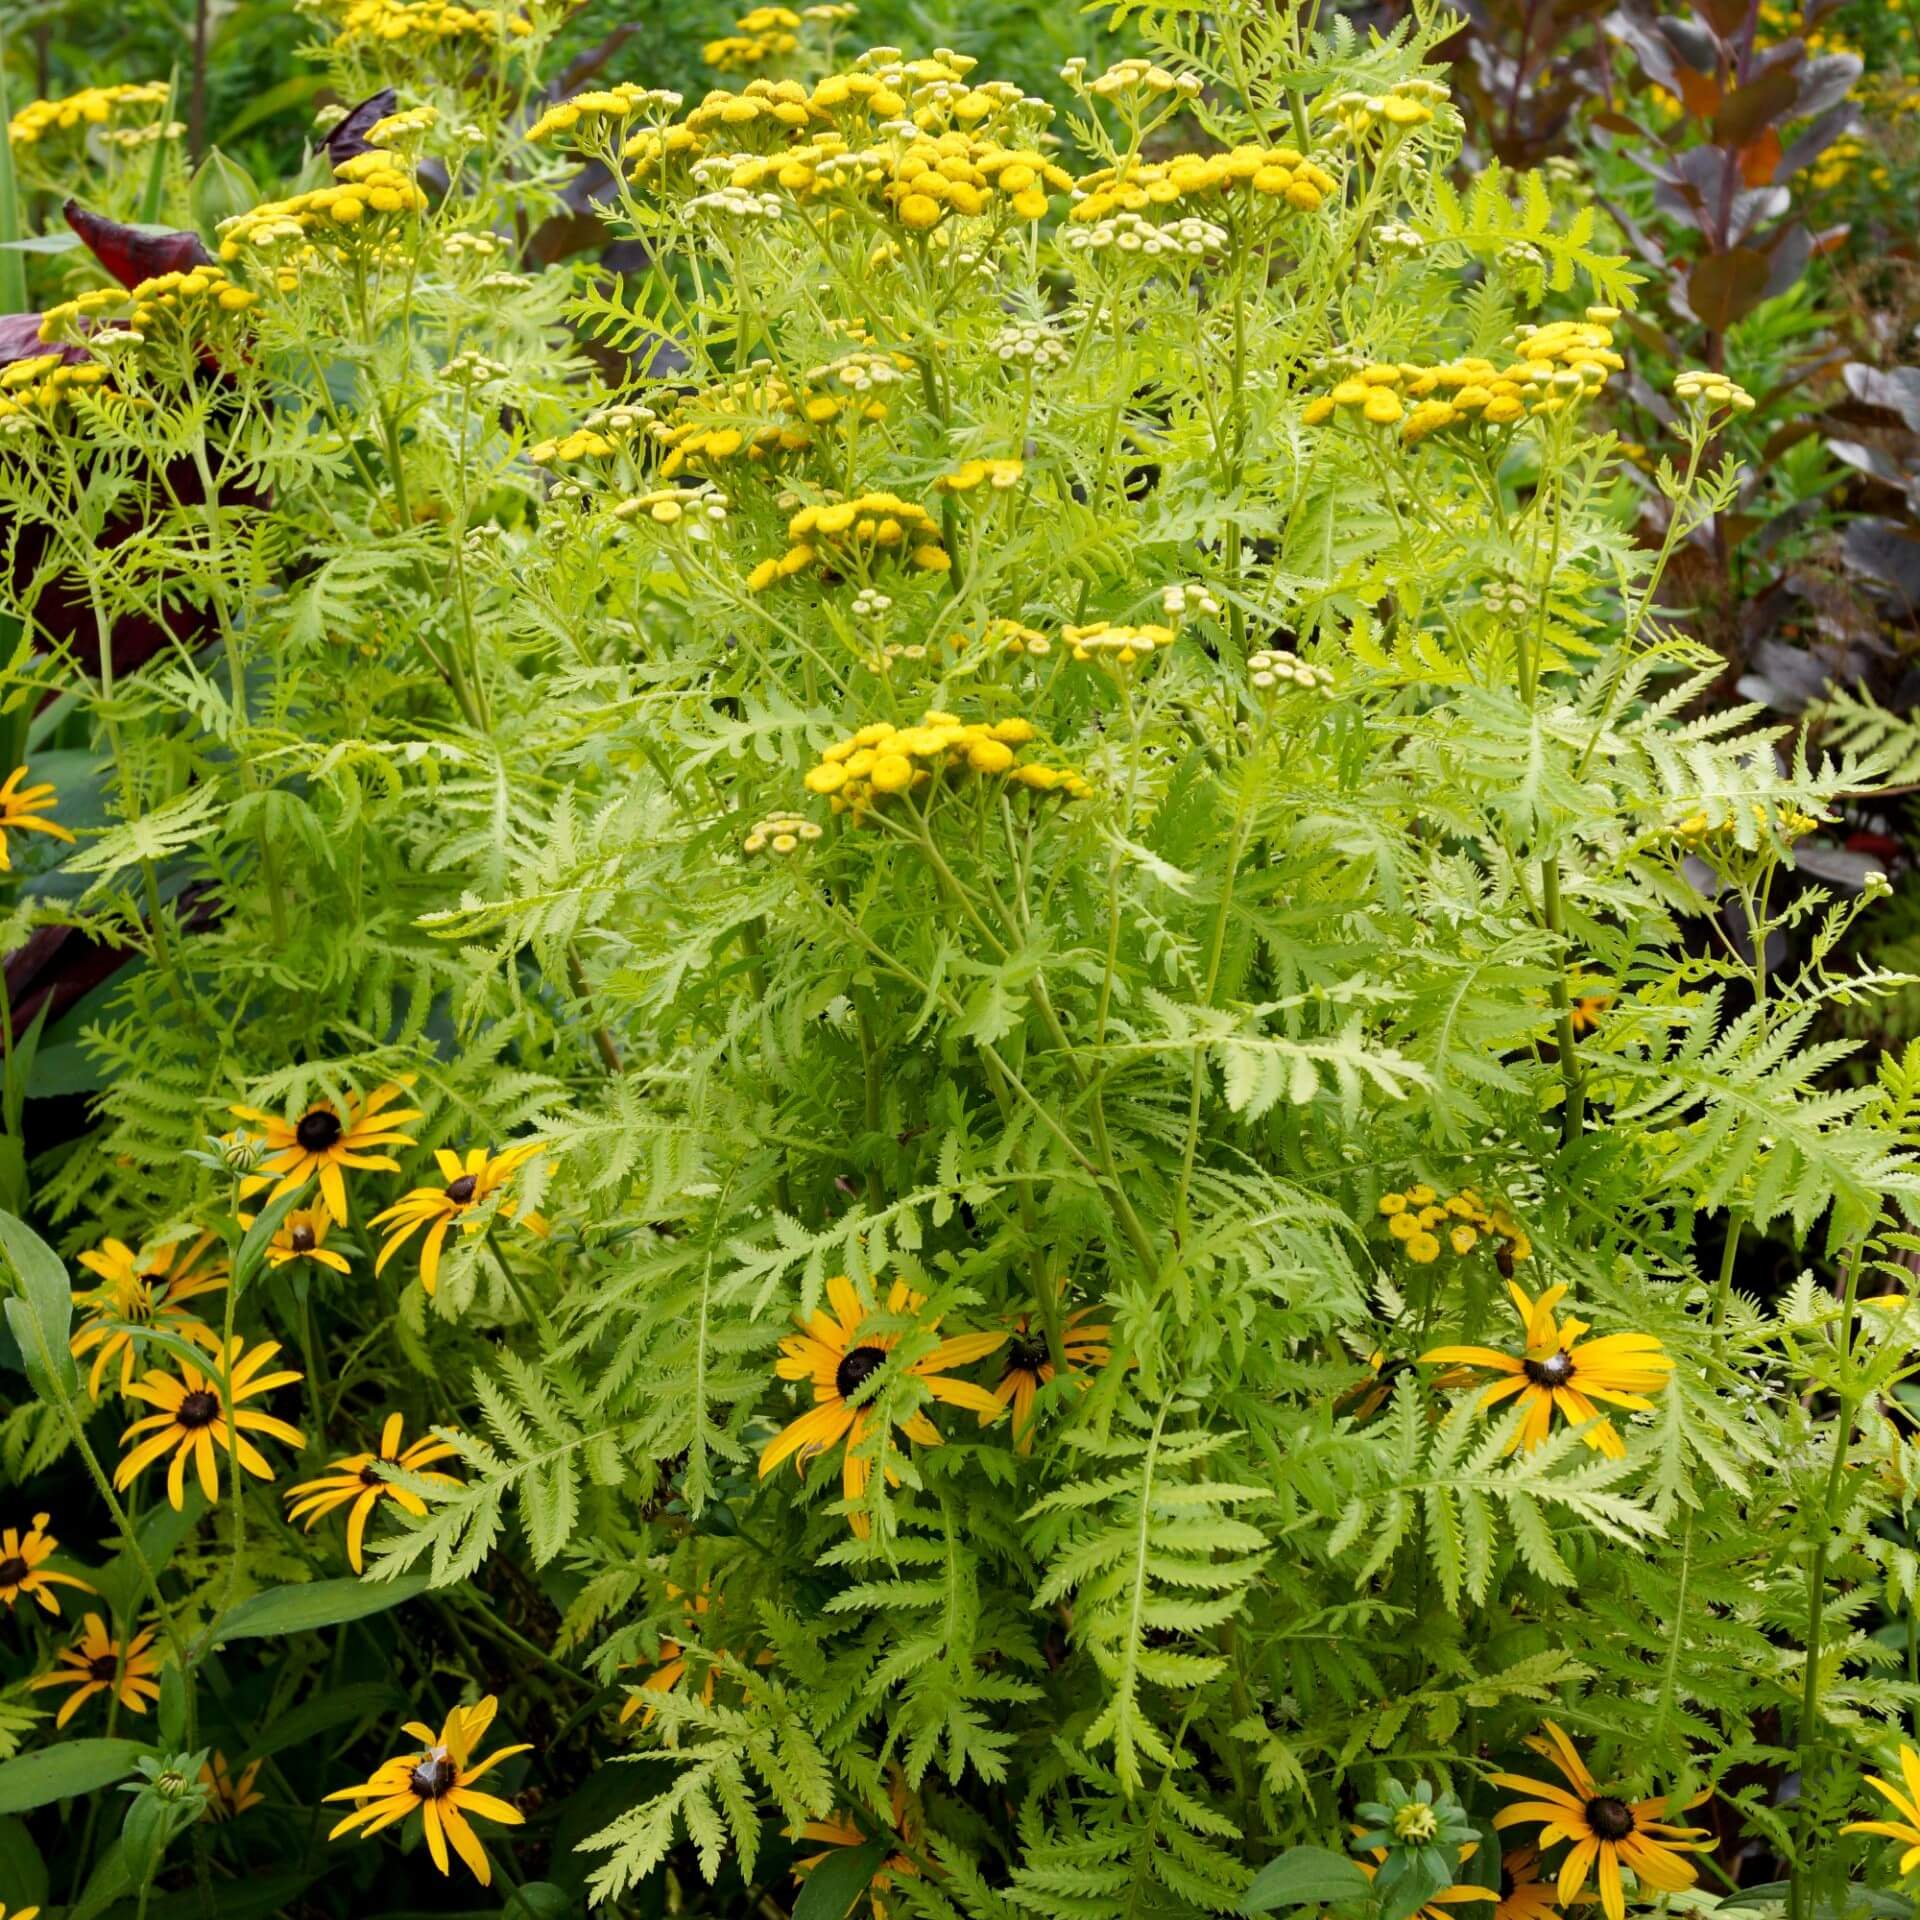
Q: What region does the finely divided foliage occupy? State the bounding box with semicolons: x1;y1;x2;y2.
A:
0;0;1916;1915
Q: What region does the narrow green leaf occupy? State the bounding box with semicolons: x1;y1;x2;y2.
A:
232;1185;299;1300
0;1207;78;1397
239;1680;405;1760
0;1739;152;1813
140;65;180;227
0;35;27;316
207;1573;431;1646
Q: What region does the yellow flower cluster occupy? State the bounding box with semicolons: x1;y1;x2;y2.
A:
1304;310;1624;442
744;810;823;854
1063;620;1173;666
8;82;169;147
528;404;651;467
1323;78;1449;137
1379;1185;1532;1269
329;0;532;46
1070;145;1337;223
611;484;728;528
1249;648;1336;695
987;618;1051;656
217;150;429;259
747;491;949;591
41;266;258;347
1070;57;1204;103
936;458;1022;493
653;354;906;478
0;356;113;427
726;127;1073;229
802;710;1089;811
705;6;801;71
1672;369;1756;413
527;83;682;146
1676;801;1819;842
1809;136;1891;193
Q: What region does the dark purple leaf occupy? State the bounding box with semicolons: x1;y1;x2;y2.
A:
1844;519;1920;605
1688;246;1772;329
1844;363;1920;433
1714;63;1799;143
0;314;87;367
63;201;213;289
1793;52;1863;119
325;89;397;167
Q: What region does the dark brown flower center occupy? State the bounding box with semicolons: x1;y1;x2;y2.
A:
295;1108;344;1153
89;1652;119;1682
177;1389;221;1429
410;1752;458;1799
1522;1350;1575;1388
360;1462;386;1488
445;1175;478;1205
835;1343;888;1400
1008;1335;1049;1376
0;1554;28;1587
290;1223;316;1253
1586;1796;1634;1842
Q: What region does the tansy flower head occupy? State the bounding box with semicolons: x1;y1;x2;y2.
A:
986;1301;1110;1452
1492;1722;1712;1920
71;1229;227;1397
286;1413;460;1571
0;1513;95;1616
325;1696;529;1884
369;1144;548;1296
115;1337;305;1510
27;1612;161;1727
201;1750;265;1821
8;81;169;149
802;709;1088;815
1843;1742;1920;1875
759;1275;1006;1535
1380;1184;1531;1270
1420;1280;1670;1458
0;765;76;871
229;1078;422;1223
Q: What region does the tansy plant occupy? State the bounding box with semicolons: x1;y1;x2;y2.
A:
0;0;1917;1914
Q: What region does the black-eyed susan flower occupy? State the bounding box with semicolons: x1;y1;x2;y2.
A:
1492;1722;1712;1920
285;1413;460;1571
1419;1281;1671;1459
71;1230;227;1398
1495;1847;1560;1920
27;1612;162;1727
759;1275;1005;1535
369;1144;548;1296
985;1303;1110;1453
201;1750;265;1821
1843;1743;1920;1873
0;765;75;871
0;1513;95;1616
240;1206;352;1275
114;1338;304;1510
325;1695;529;1885
230;1079;421;1224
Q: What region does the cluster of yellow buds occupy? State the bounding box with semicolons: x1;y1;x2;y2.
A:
1675;801;1820;843
936;458;1022;494
1672;369;1756;413
39;266;259;363
704;6;816;71
743;810;823;855
990;320;1068;369
747;491;949;591
0;355;115;429
1071;146;1337;223
330;0;532;47
1323;78;1449;137
981;617;1050;656
1159;582;1221;619
652;356;904;478
1070;57;1204;103
802;710;1088;811
727;127;1072;228
217;150;428;259
612;484;729;529
365;105;438;148
527;85;683;147
8;81;170;148
528;403;653;467
1064;621;1173;667
1304;311;1624;443
1379;1185;1532;1269
1248;648;1336;695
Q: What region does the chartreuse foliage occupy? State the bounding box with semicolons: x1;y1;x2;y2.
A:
0;0;1916;1916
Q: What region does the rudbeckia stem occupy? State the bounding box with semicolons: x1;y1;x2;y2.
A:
1789;1230;1870;1920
